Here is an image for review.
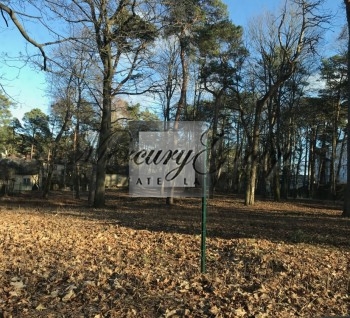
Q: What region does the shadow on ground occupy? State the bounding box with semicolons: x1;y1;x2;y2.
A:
1;189;349;249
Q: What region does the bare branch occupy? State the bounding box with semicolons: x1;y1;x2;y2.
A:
0;2;48;70
0;7;8;26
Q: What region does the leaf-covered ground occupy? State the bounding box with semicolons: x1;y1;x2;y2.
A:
0;191;349;317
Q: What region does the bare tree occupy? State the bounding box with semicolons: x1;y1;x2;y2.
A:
1;0;158;207
44;1;158;207
150;37;181;121
244;0;330;205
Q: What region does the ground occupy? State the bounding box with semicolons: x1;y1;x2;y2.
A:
0;190;349;317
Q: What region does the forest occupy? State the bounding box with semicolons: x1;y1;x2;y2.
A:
0;0;349;211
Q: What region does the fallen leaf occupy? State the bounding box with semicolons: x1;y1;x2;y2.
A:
62;289;75;302
234;307;246;317
35;303;46;310
10;281;25;290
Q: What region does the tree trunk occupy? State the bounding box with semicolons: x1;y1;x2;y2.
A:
232;122;243;194
273;159;281;202
330;101;340;199
245;100;263;205
330;127;337;199
282;117;293;200
295;145;303;198
261;150;270;199
343;0;350;217
245;158;258;205
74;87;82;199
336;133;346;182
94;92;111;208
74;163;81;199
209;95;222;198
174;38;188;122
88;163;97;206
42;164;53;199
93;52;113;208
30;142;34;160
308;127;317;198
166;38;188;206
273;96;281;202
303;137;308;197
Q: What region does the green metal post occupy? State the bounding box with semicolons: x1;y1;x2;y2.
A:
201;144;207;273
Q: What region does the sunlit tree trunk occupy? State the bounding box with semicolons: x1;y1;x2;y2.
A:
343;0;350;217
336;133;346;182
245;100;263;205
167;38;188;206
73;127;80;199
94;70;112;207
174;38;188;122
330;100;341;199
308;126;317;198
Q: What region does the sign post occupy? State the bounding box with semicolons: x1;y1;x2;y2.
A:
129;121;209;273
201;143;207;273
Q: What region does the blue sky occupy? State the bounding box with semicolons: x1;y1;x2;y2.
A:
0;23;48;121
227;0;344;27
0;0;346;122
